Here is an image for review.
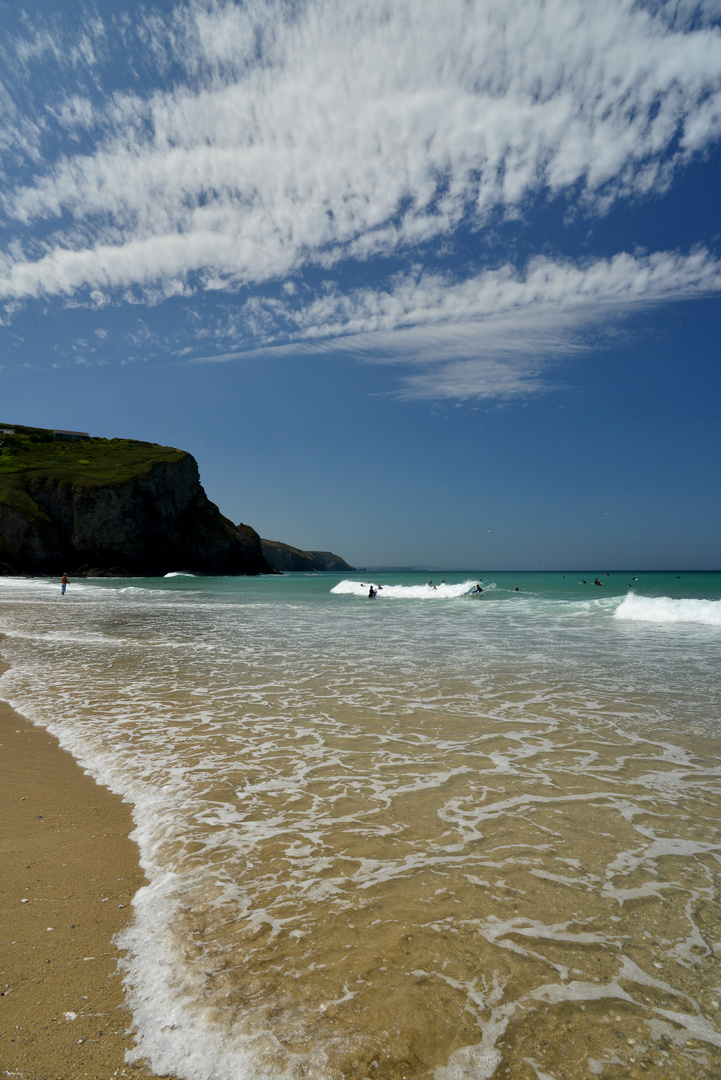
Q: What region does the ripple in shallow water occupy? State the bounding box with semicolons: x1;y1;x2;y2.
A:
1;577;720;1079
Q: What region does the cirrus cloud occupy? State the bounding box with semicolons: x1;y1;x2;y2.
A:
191;247;721;399
0;0;720;400
2;0;721;293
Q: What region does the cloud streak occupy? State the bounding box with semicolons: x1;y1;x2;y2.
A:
1;0;720;399
2;1;721;297
193;248;721;399
250;249;721;342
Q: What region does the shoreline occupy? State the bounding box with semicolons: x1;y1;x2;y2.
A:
0;670;175;1079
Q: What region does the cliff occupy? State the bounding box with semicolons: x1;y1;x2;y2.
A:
261;538;355;573
305;550;355;571
0;425;272;577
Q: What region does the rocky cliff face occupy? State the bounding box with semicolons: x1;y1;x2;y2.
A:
305;550;355;571
0;439;272;577
261;538;355;573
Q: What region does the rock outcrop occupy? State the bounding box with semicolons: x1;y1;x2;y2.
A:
261;538;354;573
305;550;355;571
0;427;272;576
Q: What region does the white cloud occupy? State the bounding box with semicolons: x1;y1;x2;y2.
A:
1;1;721;401
0;0;720;304
265;249;721;341
194;248;721;399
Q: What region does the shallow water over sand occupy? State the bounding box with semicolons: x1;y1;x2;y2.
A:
1;572;720;1079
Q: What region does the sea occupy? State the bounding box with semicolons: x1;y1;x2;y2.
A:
1;570;720;1080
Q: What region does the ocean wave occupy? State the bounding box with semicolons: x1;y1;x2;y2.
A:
331;578;481;599
614;593;721;627
3;571;721;1080
164;571;197;577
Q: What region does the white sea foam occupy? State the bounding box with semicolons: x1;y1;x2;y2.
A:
331;578;480;598
164;571;197;577
2;573;721;1080
0;575;76;594
615;592;721;626
433;1022;509;1080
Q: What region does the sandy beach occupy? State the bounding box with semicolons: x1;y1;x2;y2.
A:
0;669;172;1080
2;575;720;1080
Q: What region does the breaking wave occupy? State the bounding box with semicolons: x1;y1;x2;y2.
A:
615;592;721;626
331;578;481;599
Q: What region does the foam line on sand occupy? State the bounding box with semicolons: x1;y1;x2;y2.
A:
0;664;177;1080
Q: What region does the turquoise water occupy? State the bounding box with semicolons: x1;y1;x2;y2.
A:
90;568;721;601
1;570;720;1080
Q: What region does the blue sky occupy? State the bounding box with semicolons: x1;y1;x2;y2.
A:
1;0;720;569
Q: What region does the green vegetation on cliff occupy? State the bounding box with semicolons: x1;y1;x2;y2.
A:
0;424;185;493
0;424;270;576
0;425;186;543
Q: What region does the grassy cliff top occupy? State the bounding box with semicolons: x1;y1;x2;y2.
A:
0;425;188;510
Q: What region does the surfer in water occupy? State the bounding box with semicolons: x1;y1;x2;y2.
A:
368;585;377;598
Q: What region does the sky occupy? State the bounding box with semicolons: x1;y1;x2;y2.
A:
1;0;720;570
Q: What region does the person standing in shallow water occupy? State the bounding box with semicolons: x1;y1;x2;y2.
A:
61;572;68;596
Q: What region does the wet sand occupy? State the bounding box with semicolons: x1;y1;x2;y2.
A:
0;682;175;1080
